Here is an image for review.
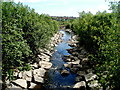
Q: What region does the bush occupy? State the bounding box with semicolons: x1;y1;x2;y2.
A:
70;2;120;89
2;2;58;80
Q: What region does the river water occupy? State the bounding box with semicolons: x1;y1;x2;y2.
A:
44;30;77;88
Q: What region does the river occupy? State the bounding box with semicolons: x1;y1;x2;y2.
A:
44;30;77;88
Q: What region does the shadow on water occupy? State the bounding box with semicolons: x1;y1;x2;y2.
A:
44;30;77;88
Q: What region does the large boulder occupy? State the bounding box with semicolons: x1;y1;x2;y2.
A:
12;79;27;89
39;61;52;69
73;81;86;89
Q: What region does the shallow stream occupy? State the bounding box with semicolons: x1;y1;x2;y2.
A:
44;30;77;88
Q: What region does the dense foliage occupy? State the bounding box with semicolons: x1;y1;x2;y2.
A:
2;2;58;80
69;2;120;89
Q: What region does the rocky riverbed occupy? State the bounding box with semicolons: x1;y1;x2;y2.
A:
5;31;64;90
5;29;103;89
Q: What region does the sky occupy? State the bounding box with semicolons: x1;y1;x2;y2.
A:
12;0;112;17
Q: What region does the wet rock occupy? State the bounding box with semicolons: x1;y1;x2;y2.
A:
29;82;37;89
33;68;46;77
22;71;32;81
34;75;44;83
73;81;86;89
39;61;52;69
61;70;70;76
85;73;97;82
12;79;27;89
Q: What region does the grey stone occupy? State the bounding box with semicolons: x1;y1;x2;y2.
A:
30;63;38;69
85;73;97;82
29;82;37;89
9;83;22;90
73;81;86;89
75;76;85;82
12;79;27;88
22;71;32;81
67;60;80;65
88;80;99;88
18;72;23;78
34;75;44;83
33;68;46;77
39;61;52;69
13;72;18;77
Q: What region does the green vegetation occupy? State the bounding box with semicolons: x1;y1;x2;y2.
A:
68;2;120;89
2;2;58;80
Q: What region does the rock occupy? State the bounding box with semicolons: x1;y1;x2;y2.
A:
85;73;97;82
64;63;72;68
29;82;37;89
61;70;70;76
8;83;22;90
34;75;44;83
39;61;52;69
64;58;71;62
70;67;78;73
82;58;88;61
88;80;99;88
73;81;86;89
30;63;38;69
36;57;40;62
77;71;86;76
87;69;93;74
33;68;46;77
64;64;69;68
75;76;85;82
67;60;80;65
13;72;18;77
22;71;32;81
42;58;50;62
12;79;27;89
18;72;23;78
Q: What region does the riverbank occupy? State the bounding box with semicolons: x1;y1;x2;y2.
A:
64;33;103;89
5;29;103;89
5;31;64;89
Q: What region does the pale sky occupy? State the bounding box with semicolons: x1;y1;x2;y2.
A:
13;0;112;17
